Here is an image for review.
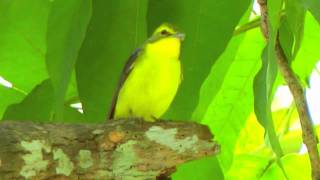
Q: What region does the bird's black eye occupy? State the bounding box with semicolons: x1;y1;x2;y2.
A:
160;29;170;35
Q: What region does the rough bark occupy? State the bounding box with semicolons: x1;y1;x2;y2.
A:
0;119;219;180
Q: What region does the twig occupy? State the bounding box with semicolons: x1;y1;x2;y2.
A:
275;34;320;179
257;0;269;40
258;0;320;179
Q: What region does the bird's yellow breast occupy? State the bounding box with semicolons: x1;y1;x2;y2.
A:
114;37;182;121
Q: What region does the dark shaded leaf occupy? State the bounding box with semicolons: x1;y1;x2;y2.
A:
3;80;54;121
303;0;320;23
76;0;148;122
3;79;85;122
254;0;284;158
46;0;92;120
0;86;24;119
293;13;320;83
284;0;306;58
279;18;295;61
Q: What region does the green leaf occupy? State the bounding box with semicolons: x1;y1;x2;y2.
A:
293;12;320;83
46;0;91;120
279;129;304;154
76;0;148;122
284;0;306;58
3;80;54;121
203;28;263;171
192;35;245;122
173;156;224;180
254;1;293;178
226;154;270;180
261;153;311;179
147;0;252;120
0;86;24;119
254;46;283;154
279;18;295;61
63;106;85;123
268;0;284;30
192;2;253;122
65;71;79;104
227;113;272;179
234;113;267;155
254;0;285;160
3;79;85;123
0;0;50;115
303;0;320;23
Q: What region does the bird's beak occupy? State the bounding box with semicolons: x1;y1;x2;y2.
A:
173;32;185;41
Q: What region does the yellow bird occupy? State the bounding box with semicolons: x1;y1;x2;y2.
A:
108;23;184;121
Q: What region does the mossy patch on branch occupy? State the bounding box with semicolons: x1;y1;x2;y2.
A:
145;126;200;153
20;140;51;178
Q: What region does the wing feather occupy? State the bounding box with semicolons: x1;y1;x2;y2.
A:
108;48;141;120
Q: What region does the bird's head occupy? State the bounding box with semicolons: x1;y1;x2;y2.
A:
146;23;185;58
152;23;185;41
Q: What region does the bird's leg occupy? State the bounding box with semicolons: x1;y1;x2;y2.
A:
156;167;177;180
151;115;160;121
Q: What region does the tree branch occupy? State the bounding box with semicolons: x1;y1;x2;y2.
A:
0;119;219;179
275;35;320;179
257;0;269;40
258;0;320;179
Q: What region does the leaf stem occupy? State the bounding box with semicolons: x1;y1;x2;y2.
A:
233;17;261;36
233;10;285;36
11;86;28;95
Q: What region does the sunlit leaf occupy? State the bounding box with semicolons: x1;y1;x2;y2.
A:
234;113;265;155
193;30;245;122
226;154;270;180
279;129;303;154
203;28;263;171
272;105;299;136
261;153;311;179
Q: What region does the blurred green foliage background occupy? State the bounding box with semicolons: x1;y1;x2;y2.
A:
0;0;320;179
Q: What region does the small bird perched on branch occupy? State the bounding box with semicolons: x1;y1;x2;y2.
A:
109;23;184;121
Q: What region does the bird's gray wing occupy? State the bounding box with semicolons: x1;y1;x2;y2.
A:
108;48;142;120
